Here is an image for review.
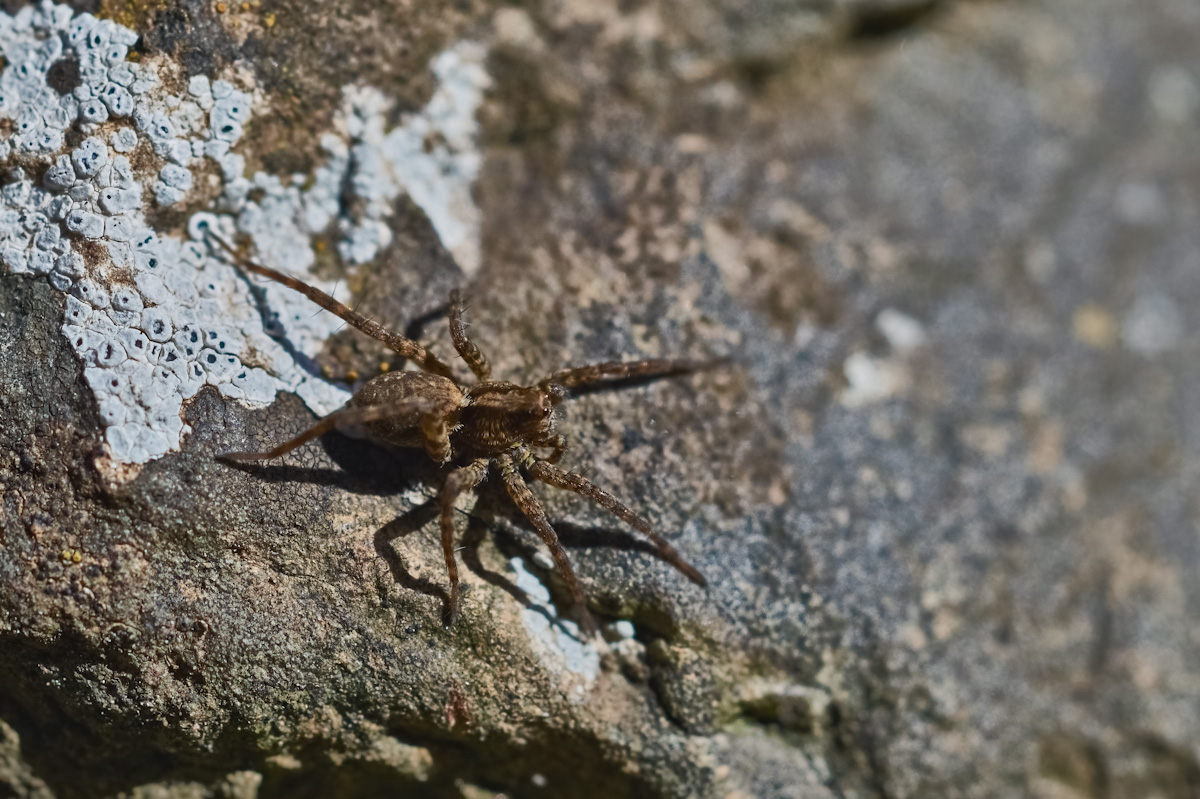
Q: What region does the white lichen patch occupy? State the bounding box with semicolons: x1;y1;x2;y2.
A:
874;308;926;355
838;308;927;408
839;351;910;408
0;2;491;465
333;43;490;275
510;556;600;687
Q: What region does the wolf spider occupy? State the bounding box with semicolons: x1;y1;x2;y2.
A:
211;234;708;635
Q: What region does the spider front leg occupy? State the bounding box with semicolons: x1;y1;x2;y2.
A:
542;434;568;465
420;408;454;464
439;458;489;625
541;357;715;393
496;451;598;637
449;289;491;382
208;232;456;379
527;459;707;587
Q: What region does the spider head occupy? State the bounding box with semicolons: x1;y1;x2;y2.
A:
463;382;565;452
544;383;567;406
513;384;563;441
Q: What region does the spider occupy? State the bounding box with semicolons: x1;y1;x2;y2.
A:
210;234;709;635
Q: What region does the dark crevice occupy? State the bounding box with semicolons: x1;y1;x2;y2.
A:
845;1;940;41
44;56;81;95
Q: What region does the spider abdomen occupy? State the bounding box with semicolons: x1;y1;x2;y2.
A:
352;371;465;450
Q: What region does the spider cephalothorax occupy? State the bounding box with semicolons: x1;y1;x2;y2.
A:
211;234;708;634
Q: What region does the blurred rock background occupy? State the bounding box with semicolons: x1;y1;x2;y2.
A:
2;0;1199;797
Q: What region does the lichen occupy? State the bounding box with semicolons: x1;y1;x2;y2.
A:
334;44;491;275
0;2;490;465
510;556;601;684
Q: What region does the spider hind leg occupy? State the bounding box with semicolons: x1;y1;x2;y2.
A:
448;289;492;382
528;458;707;587
497;452;599;638
542;357;715;394
439;458;489;626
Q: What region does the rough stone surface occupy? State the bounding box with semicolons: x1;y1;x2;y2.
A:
3;0;1200;798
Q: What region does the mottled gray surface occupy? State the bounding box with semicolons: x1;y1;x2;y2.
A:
3;0;1200;797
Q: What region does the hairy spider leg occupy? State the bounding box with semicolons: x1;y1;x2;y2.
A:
497;450;599;637
543;358;715;392
448;289;491;382
440;458;490;624
218;398;439;461
543;434;569;464
527;456;707;587
207;232;457;380
420;406;455;464
535;357;717;466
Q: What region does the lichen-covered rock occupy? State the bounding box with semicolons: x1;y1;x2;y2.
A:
2;0;1200;797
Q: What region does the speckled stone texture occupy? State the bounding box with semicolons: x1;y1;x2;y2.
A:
2;0;1200;797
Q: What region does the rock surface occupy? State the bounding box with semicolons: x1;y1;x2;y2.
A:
3;0;1200;797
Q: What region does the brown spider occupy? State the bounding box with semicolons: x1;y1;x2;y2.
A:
210;234;708;634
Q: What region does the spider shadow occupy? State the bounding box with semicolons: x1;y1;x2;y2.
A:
221;430;440;499
403;301;451;344
477;475;665;562
371;484;572;634
372;498;457;620
370;489;561;631
456;486;578;632
372;478;647;638
228;429;681;637
541;520;662;559
470;480;673;630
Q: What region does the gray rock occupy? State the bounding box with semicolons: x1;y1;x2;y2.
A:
3;0;1199;797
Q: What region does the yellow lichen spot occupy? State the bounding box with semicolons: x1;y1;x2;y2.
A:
61;548;83;565
241;1;250;9
344;370;359;383
378;361;390;374
263;12;276;27
321;364;334;379
314;239;327;253
1072;304;1117;349
216;1;228;12
72;551;82;564
60;549;71;562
